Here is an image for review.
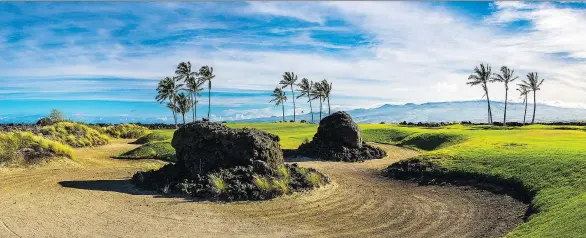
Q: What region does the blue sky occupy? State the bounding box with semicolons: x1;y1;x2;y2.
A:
1;2;586;123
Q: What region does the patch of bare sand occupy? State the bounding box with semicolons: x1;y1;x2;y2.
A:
0;141;526;237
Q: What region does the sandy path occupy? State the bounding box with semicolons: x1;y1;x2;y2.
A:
0;141;526;238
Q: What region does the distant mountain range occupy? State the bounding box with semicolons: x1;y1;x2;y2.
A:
2;100;586;124
235;100;586;123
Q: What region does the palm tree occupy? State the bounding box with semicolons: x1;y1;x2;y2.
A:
320;79;332;115
198;66;216;121
467;63;493;124
517;85;530;125
175;92;192;125
175;61;201;122
155;76;183;128
310;82;325;121
297;78;314;123
521;72;545;124
269;87;287;122
491;66;518;126
280;72;298;122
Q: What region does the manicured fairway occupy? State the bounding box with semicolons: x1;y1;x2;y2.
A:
360;124;586;237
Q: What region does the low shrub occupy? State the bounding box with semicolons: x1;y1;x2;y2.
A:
100;124;149;139
40;122;110;147
0;131;73;165
115;141;176;162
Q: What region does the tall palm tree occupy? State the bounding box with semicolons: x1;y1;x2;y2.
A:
175;61;201;122
198;66;216;121
297;78;314;123
280;72;298;122
491;66;518;126
521;72;545;124
175;92;192;125
269;87;287;122
517;85;530;125
320;79;332;115
467;63;493;124
310;82;325;121
155;76;183;128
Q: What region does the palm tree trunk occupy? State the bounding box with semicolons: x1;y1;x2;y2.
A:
486;88;493;124
282;103;285;122
192;94;196;123
327;97;331;115
182;113;186;125
531;91;537;124
170;98;177;129
319;97;322;121
503;89;508;126
523;96;528;125
291;85;296;122
208;81;211;121
308;94;313;123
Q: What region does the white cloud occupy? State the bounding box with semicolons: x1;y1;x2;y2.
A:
1;2;586;111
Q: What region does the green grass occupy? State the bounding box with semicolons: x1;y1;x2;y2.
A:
40;122;110;147
361;124;586;237
133;130;174;144
227;123;318;149
0;131;73;165
116;141;176;162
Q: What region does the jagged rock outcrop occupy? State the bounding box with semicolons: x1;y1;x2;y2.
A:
298;111;386;162
171;121;284;176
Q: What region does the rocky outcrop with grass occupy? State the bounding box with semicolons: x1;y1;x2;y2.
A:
0;131;73;166
132;121;328;201
297;111;386;162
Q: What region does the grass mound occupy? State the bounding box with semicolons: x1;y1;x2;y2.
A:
100;124;149;139
368;125;586;237
132;130;173;144
397;132;466;151
132;162;329;201
40;122;110;147
116;141;176;162
0;131;73;165
361;128;416;144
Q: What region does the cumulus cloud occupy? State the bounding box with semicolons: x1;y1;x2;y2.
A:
1;1;586;114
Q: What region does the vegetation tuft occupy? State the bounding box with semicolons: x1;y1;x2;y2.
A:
40;122;110;147
99;124;149;139
0;131;73;165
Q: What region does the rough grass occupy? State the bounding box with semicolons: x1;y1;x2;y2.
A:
115;141;176;162
40;122;110;147
99;124;149;139
132;130;174;144
0;131;73;165
362;124;586;237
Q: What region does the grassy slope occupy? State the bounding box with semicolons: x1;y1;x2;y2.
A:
361;124;586;237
